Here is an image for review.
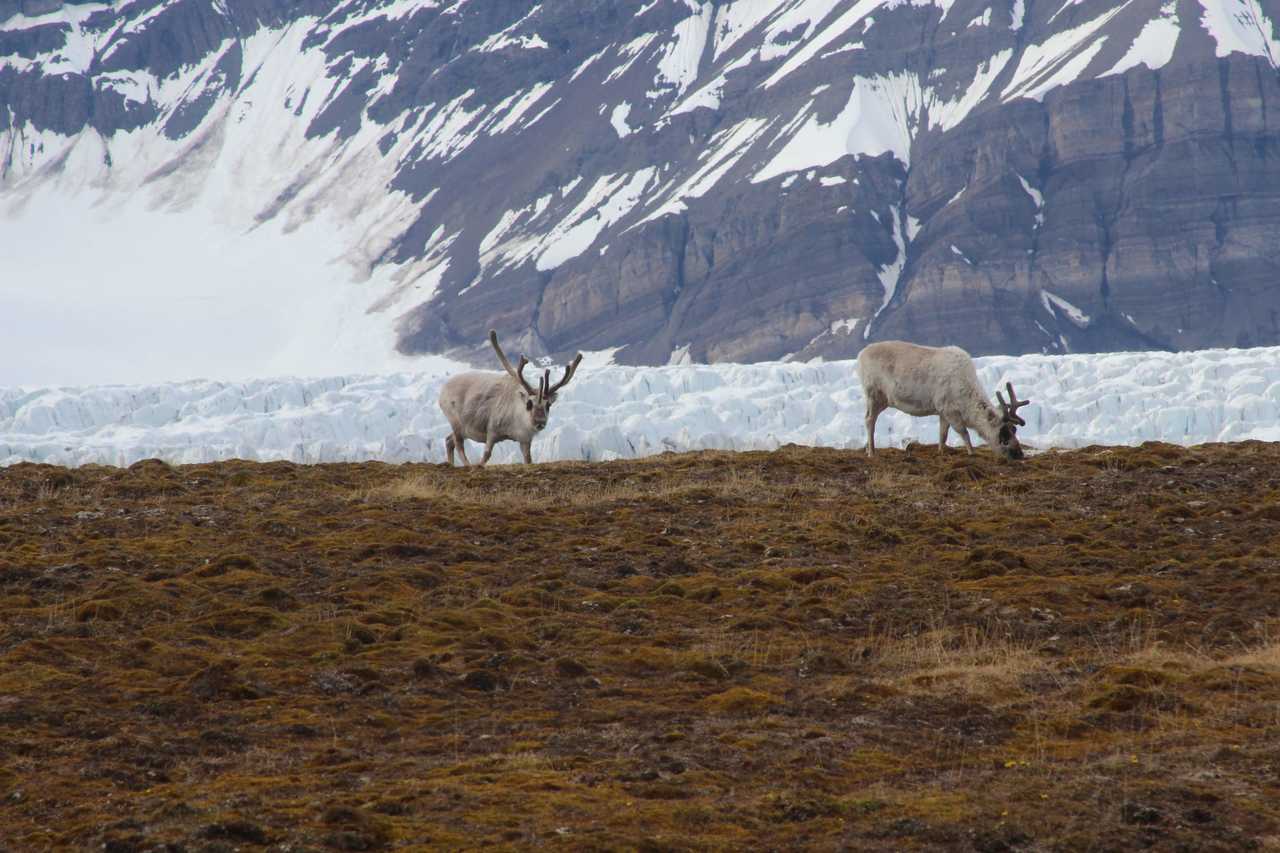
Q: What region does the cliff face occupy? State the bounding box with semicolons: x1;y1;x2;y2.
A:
878;24;1280;360
3;0;1279;367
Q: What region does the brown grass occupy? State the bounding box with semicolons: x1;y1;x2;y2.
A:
363;461;777;507
872;625;1042;699
2;442;1280;849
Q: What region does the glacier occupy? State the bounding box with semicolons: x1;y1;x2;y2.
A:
2;346;1278;468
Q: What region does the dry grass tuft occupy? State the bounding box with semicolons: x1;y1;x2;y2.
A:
1223;640;1280;670
872;625;1042;699
700;687;784;715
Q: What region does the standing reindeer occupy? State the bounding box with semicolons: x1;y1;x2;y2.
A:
438;331;583;466
858;341;1031;459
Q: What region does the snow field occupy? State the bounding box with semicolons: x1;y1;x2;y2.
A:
2;347;1278;468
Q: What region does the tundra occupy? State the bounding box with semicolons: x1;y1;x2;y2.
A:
438;331;582;466
858;341;1031;459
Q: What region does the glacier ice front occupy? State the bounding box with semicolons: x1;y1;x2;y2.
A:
2;347;1279;467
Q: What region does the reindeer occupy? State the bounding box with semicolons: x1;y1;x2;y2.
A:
438;331;583;466
858;341;1031;459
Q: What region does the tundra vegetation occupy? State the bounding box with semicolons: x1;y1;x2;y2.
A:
1;443;1279;849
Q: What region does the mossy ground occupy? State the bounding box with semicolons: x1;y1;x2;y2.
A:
2;442;1279;850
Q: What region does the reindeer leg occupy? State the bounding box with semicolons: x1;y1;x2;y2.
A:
938;419;950;454
864;397;885;456
520;440;533;464
478;438;496;467
445;434;456;466
453;433;473;466
958;428;975;455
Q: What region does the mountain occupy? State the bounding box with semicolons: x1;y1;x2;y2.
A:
3;0;1279;374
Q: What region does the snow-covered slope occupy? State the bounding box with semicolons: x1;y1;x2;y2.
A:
5;0;1280;380
4;347;1278;467
0;189;457;385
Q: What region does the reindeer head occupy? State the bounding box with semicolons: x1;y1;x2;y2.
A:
489;330;583;433
994;382;1031;460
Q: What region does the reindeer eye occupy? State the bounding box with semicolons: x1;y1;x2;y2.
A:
526;400;533;411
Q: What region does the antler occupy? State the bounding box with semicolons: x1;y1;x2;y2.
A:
996;382;1031;426
546;352;584;396
540;369;550;401
489;330;536;395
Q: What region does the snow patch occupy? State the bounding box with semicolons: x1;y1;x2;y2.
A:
762;0;881;89
471;4;547;52
1102;1;1180;76
413;88;488;161
654;1;714;96
1003;4;1129;102
1047;0;1089;25
606;32;661;83
641;118;769;221
754;72;920;182
535;169;658;271
570;46;611;81
1;16;442;387
477;32;549;52
0;186;428;386
1199;0;1280;66
578;347;625;369
928;49;1012;131
487;82;555;135
610;102;635;137
868;204;912;335
1017;173;1045;228
1041;290;1091;327
1011;0;1026;29
668;72;726;116
882;0;959;21
97;71;151;105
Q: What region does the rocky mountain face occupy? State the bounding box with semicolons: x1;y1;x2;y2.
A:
3;0;1279;367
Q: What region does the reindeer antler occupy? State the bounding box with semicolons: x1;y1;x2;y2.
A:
489;330;536;395
996;382;1031;426
546;353;584;396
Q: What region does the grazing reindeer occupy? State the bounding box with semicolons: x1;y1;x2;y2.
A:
858;341;1031;459
438;331;583;466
